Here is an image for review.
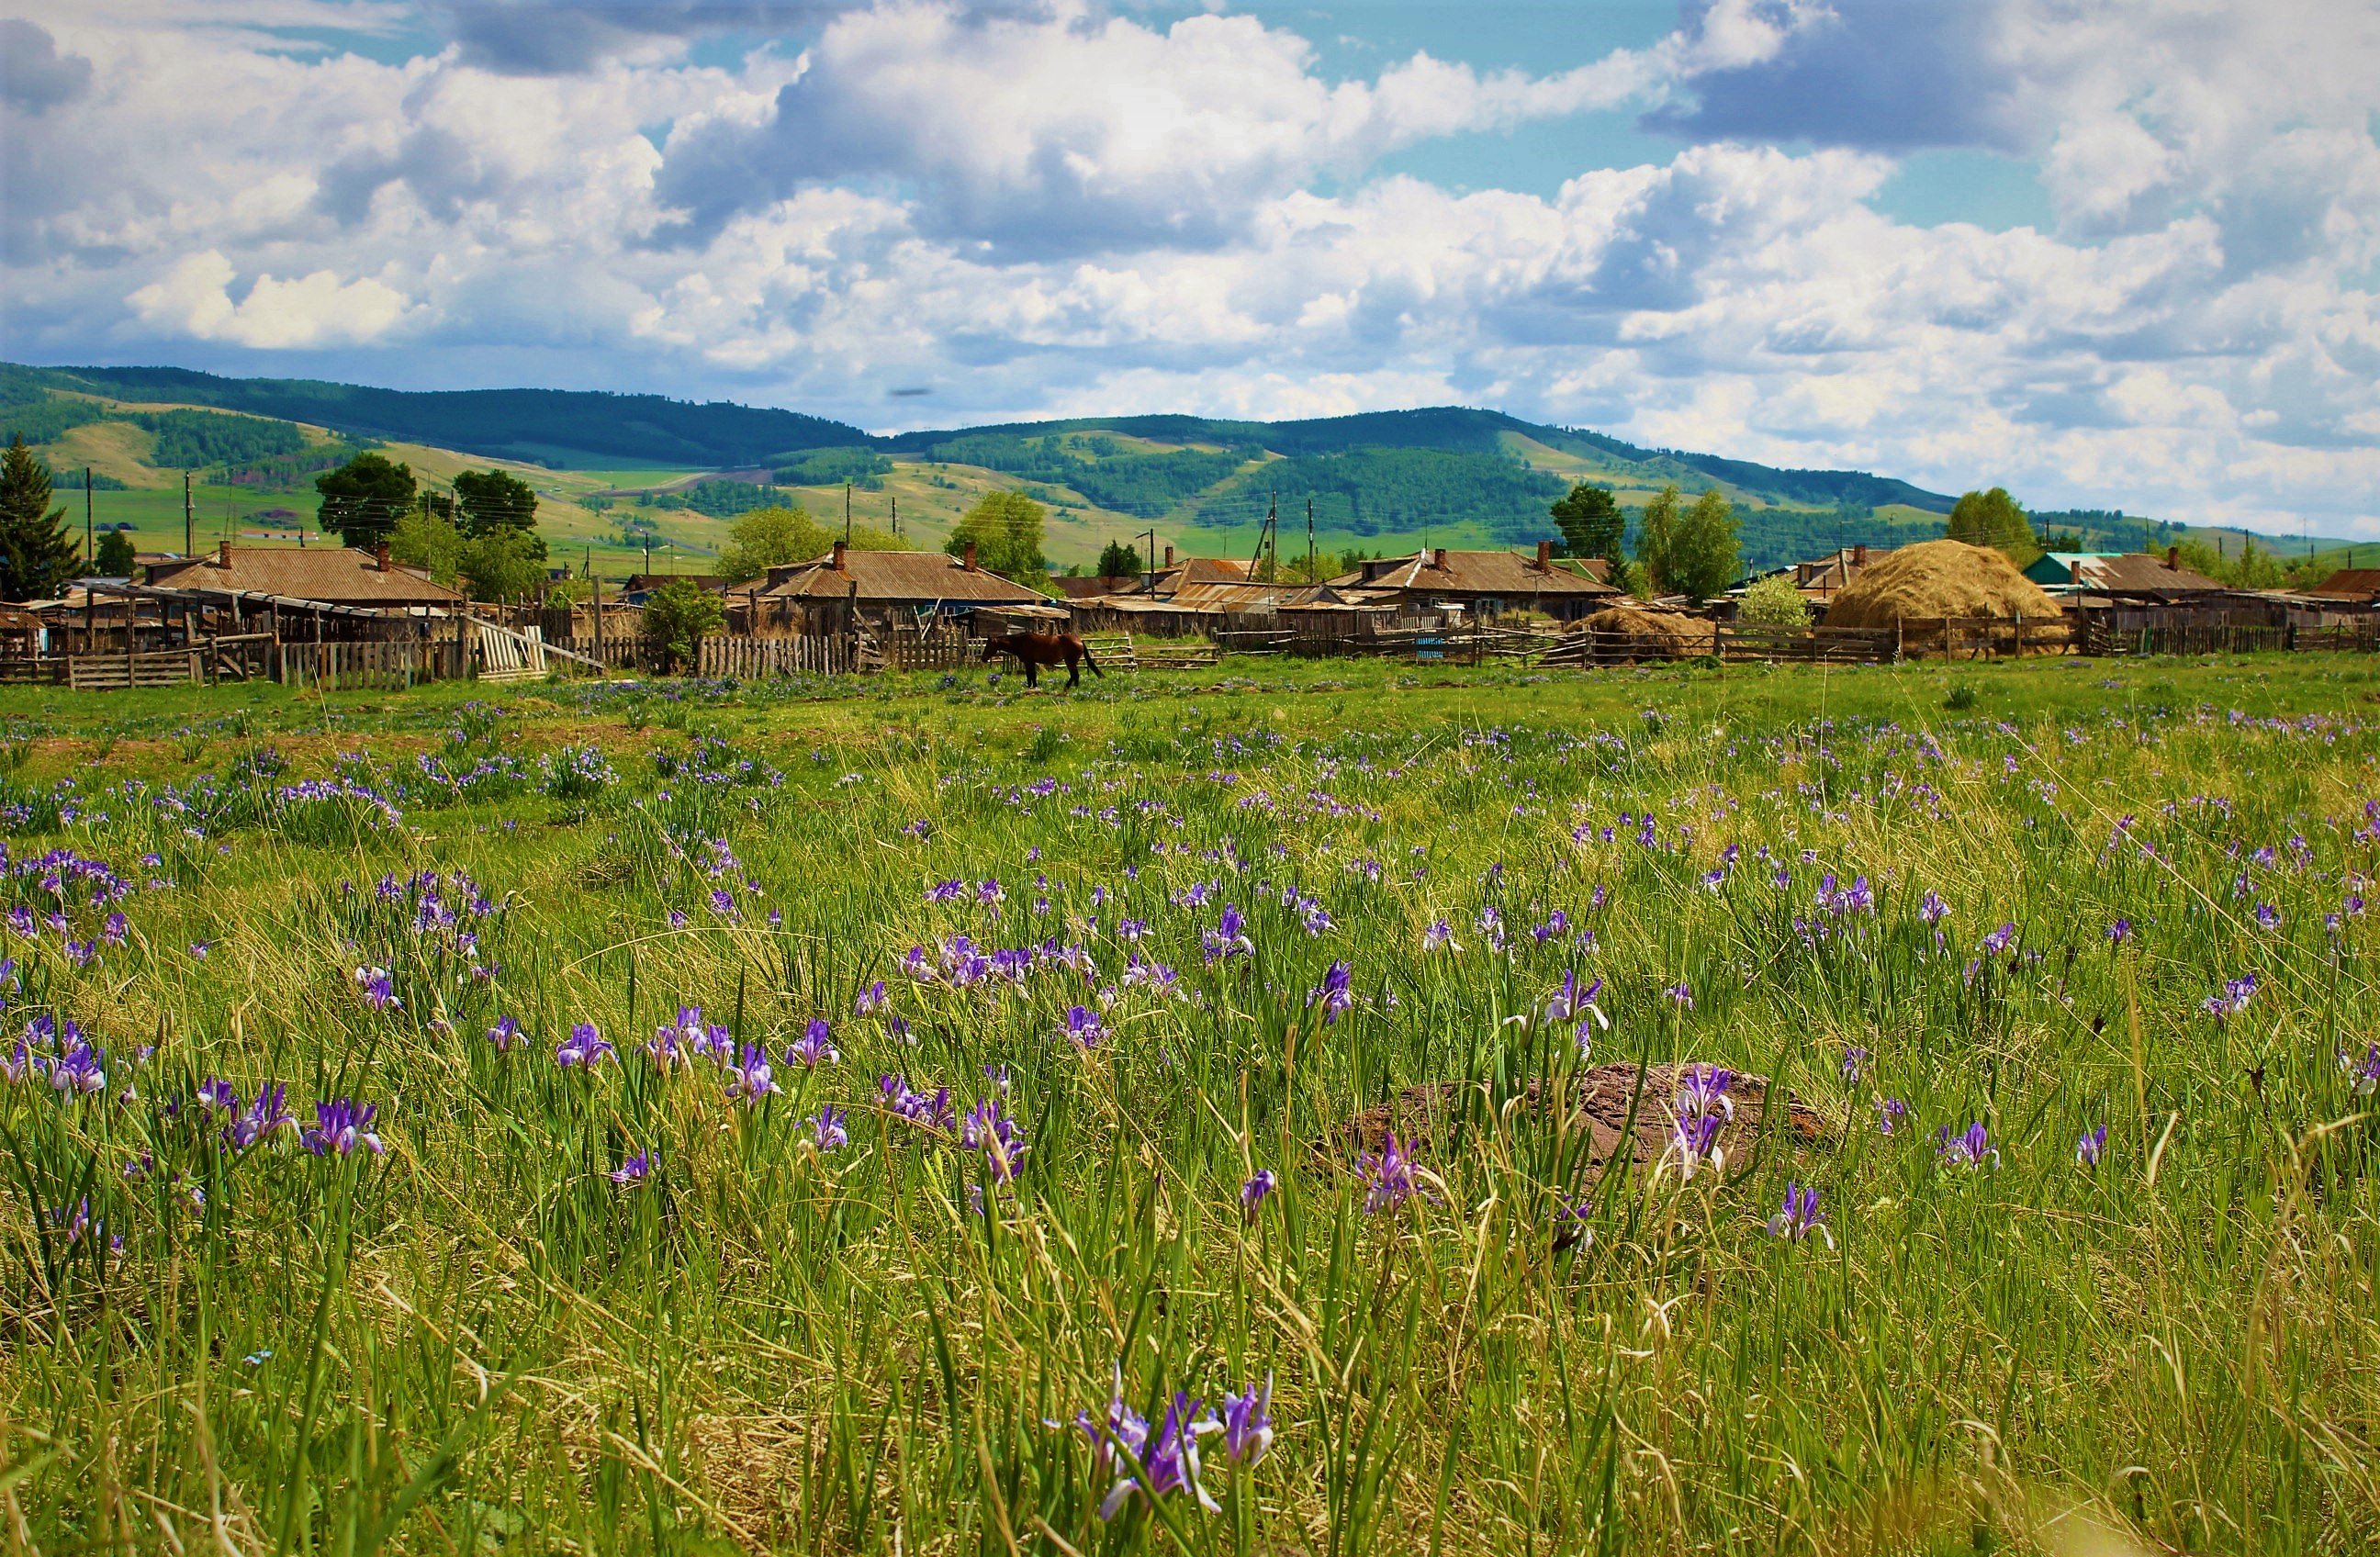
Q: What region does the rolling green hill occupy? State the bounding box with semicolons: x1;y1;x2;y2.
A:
1;361;2354;578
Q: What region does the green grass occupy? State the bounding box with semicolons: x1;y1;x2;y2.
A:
0;653;2374;1554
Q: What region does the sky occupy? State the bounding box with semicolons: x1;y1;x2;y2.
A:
2;1;2376;534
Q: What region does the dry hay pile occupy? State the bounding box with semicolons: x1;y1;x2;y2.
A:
1824;541;2061;629
1572;605;1717;658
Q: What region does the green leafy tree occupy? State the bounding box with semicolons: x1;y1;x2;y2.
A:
1095;539;1143;577
315;452;416;549
389;510;466;586
1736;573;1813;626
1666;487;1743;602
460;529;549;603
640;578;724;672
94;530;138;577
718;504;833;584
452;470;544;562
1946;487;2040;566
0;435;82;601
1634;484;1681;594
1548;482;1624;562
947;489;1048;582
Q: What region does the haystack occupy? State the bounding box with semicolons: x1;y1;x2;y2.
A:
1824;541;2060;629
1573;605;1716;658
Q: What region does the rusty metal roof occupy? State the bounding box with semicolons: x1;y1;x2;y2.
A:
145;546;463;606
1325;549;1620;598
756;549;1050;604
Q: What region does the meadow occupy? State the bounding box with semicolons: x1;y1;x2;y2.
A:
0;652;2374;1555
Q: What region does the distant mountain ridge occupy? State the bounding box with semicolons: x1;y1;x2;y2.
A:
10;362;1957;514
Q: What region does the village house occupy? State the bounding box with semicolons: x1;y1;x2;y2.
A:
1323;543;1619;622
742;542;1050;632
2024;549;2227;597
146;542;466;612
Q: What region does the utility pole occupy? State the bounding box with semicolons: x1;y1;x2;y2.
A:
1306;496;1315;585
84;468;93;567
844;481;853;543
1139;526;1156;594
891;495;898;538
183;471;194;556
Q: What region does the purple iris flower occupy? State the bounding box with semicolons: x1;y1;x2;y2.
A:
853;980;887;1015
556;1023;614;1069
1064;1004;1106;1048
1217;1378;1273;1466
963;1097;1028;1182
1662;981;1694;1010
809;1105;850;1152
790;1018;838;1068
226;1083;292;1150
1936;1121;1998;1170
1918;891;1948;925
49;1040;106;1096
1840;1046;1869;1084
2203;972;2257;1022
196;1077;239;1114
880;1074;955;1132
303;1099;383;1157
1240;1169;1276;1221
353;966;400;1011
2106;918;2132;945
724;1043;779;1103
485;1016;522;1053
1308;961;1353;1025
1421;917;1456;952
609;1151;651;1186
1767;1182;1832;1246
2252;902;2281;931
1875;1097;1908;1136
1357;1133;1424;1214
2075;1124;2106;1167
1202;906;1253;964
1097;1393;1222;1520
1981;923;2018;956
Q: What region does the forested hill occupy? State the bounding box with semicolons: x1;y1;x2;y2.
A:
17;364;869;469
885;408;1957;514
9;364;1953;514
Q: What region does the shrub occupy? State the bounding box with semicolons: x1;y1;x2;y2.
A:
1737;574;1813;627
640;579;724;672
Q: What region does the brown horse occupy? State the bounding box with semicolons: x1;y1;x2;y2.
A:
981;631;1103;689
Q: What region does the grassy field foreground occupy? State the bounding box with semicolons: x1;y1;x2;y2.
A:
0;654;2374;1554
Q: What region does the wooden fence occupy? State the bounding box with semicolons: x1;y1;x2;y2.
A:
697;634;856;678
871;623;977;673
2079;617;2380;657
278;640;468;691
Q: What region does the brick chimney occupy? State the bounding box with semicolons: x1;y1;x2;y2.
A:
374;542;391;572
1163;544;1174;567
962;541;978;572
1852;543;1868;567
2071;559;2084;585
1432;547;1447;569
831;539;848;572
1535;539;1554;573
2166;544;2179;570
217;539;232;568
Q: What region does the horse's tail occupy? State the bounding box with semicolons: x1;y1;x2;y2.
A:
1081;639;1103;677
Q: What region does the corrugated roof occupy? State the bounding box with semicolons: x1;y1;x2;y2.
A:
2309;568;2380;600
2060;554;2227;593
1324;549;1620;598
757;549;1049;605
146;546;463;605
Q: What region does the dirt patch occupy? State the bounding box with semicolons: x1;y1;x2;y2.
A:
1322;1061;1827;1175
